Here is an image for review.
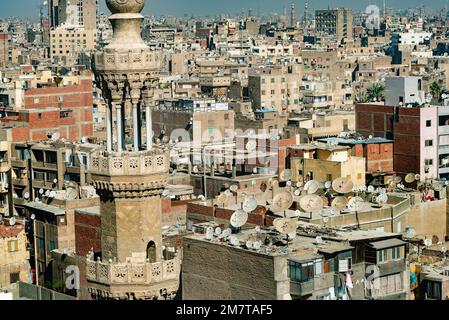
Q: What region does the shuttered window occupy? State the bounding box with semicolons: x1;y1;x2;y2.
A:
8;240;18;252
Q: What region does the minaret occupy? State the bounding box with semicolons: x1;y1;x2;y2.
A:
290;2;296;28
92;0;167;263
303;0;309;28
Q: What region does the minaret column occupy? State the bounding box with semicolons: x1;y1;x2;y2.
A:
132;102;139;152
115;103;123;153
146;103;152;151
106;100;112;152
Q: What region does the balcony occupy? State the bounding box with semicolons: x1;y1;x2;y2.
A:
0;161;10;173
439;125;449;135
32;161;57;171
90;150;169;177
290;280;314;297
11;159;27;168
86;257;181;286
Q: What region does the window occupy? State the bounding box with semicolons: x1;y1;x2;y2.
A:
9;272;20;284
426;120;431;127
424;280;442;300
315;260;323;275
378;250;386;263
8;240;18;252
38;113;42;120
392;247;400;260
425;159;433;166
288;260;314;283
425;140;433;147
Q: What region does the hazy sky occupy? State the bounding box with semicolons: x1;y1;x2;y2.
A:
0;0;446;19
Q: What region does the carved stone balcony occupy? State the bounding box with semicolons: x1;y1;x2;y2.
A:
94;48;161;73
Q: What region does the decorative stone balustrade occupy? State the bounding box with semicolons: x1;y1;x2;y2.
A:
90;150;169;177
86;257;180;286
94;49;161;72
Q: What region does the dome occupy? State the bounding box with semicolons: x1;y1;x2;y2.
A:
106;0;146;14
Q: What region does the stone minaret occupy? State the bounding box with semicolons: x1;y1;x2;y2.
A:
91;0;167;263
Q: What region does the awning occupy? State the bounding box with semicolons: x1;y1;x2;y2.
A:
318;244;354;254
369;238;406;250
23;202;66;216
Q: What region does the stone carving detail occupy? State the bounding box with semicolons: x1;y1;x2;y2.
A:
144;157;153;168
156;156;164;167
152;264;162;278
165;261;175;274
129;158;139;169
92;157;100;168
113;158;124;169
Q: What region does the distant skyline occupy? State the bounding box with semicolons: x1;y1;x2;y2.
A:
0;0;447;19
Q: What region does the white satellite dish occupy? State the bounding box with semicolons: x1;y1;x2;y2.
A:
286;181;292;187
45;190;51;197
224;189;233;197
205;227;214;240
222;228;232;238
324;181;332;189
193;166;199;173
230;209;249;228
229;235;240;246
53;179;58;184
51;132;61;142
376;194;388;206
294;189;301;196
242;196;258;213
39;188;44;195
230;185;239;192
246;140;257;151
49;191;56;198
9;217;16;226
279;169;293;182
300;195;324;212
304;180;320;194
246;240;254;249
253;241;262;250
198;195;206;201
359;185;367;192
31;214;36;220
215;227;222;236
347;197;364;212
413;246;419;253
367;185;375;193
323;216;329;223
275;218;297;235
271;191;294;212
315;236;323;244
24;192;30;199
424;239;432;247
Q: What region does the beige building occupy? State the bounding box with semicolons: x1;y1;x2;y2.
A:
0;129;11;218
290;143;366;188
50;27;96;66
0;224;31;290
248;65;302;112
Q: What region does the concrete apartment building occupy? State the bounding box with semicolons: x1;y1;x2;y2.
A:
49;0;98;66
248;66;302;112
315;8;353;42
356;76;449;181
0;33;9;69
0;129;12;219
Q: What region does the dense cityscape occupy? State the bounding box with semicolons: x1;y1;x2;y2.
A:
0;0;449;305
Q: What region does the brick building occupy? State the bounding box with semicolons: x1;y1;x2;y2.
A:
1;74;94;143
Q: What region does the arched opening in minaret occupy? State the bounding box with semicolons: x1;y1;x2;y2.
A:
146;241;157;263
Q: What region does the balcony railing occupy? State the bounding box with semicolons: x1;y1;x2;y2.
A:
86;258;180;286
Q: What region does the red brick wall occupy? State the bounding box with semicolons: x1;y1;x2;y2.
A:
74;211;101;256
365;143;394;174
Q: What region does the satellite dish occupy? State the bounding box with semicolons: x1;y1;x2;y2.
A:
205;227;214;240
229;235;240;246
332;196;348;210
198;195;206;201
274;218;297;235
24;192;30;199
215;227;222;236
294;189;301;196
415;174;421;181
49;191;56;198
405;173;415;184
347;197;364;211
45;190;51;197
296;182;302;188
376;193;388;206
279;169;293;182
193;166;199;173
253;168;258;174
359;185;367;192
271;191;294;212
424;239;432;247
315;236;323;244
246;240;254;249
286;181;292;187
230;209;248;228
246;140;257;151
324;181;332;189
31;214;36;220
304;180;319;194
243;196;258;213
395;176;402;183
323;216;329;223
9;217;16;226
39;188;44;195
53;178;58;184
367;185;375;193
299;195;324;212
253;241;262;250
222;228;232;238
230;185;239;192
51;132;61;142
441;246;447;254
332;177;354;194
413;246;419;253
